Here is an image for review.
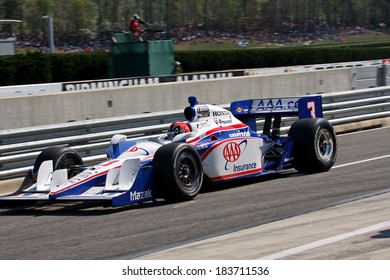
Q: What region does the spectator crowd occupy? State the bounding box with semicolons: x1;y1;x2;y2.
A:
1;20;388;53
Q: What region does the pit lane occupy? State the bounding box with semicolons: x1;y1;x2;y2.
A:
0;126;389;260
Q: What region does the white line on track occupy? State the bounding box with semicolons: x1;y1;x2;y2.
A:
258;219;390;260
337;126;389;137
333;155;390;169
256;151;390;260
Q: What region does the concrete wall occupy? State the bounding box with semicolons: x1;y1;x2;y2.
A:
351;66;379;89
0;82;62;97
1;68;351;130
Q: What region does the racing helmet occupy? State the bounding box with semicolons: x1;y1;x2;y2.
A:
167;122;191;140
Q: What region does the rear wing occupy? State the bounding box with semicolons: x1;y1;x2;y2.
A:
230;96;323;135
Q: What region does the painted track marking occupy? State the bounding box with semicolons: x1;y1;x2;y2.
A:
333;154;390;169
258;153;390;260
258;220;390;260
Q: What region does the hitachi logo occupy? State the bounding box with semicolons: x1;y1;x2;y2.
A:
129;190;153;201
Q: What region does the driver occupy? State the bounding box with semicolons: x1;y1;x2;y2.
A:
167;121;191;140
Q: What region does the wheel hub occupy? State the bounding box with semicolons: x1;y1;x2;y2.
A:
179;158;195;188
317;129;334;161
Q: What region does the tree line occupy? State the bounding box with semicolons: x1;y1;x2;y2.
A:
1;0;389;37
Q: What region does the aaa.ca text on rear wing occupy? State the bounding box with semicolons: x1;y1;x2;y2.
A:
230;96;323;133
231;95;322;119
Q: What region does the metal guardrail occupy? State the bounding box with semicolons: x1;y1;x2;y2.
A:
1;86;389;180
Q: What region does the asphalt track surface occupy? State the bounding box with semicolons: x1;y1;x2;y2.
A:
0;127;389;260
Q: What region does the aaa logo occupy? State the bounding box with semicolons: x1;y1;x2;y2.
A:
223;142;241;162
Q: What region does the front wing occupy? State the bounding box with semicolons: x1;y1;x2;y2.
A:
0;160;157;207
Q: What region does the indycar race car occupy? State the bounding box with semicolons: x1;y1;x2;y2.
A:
0;95;337;207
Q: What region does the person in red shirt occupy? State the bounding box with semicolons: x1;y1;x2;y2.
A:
129;14;140;36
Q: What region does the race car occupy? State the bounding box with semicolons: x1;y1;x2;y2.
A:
0;95;337;207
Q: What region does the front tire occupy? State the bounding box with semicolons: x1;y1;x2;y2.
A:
153;143;203;201
33;146;83;178
289;118;337;173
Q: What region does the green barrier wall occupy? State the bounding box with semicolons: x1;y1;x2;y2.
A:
109;34;174;78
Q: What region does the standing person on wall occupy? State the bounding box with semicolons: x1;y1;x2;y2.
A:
129;14;142;41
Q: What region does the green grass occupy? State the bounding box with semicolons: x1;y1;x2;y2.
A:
15;33;390;54
173;33;390;51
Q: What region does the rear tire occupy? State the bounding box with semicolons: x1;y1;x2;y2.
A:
289;118;337;173
153;143;203;202
33;146;83;178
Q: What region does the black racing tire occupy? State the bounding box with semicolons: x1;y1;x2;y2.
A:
288;118;337;173
33;146;83;178
153;143;203;202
